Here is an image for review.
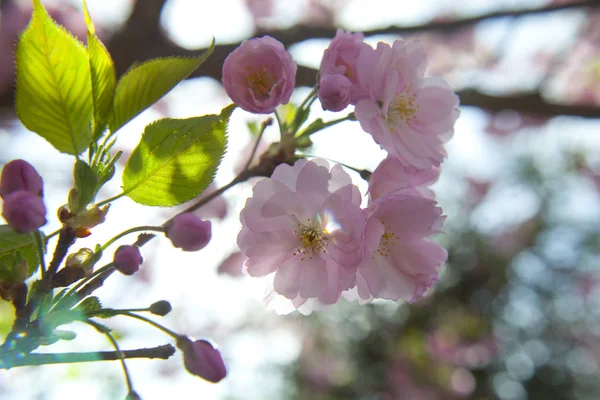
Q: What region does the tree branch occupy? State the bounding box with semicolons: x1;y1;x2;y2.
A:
458;89;600;118
1;344;176;368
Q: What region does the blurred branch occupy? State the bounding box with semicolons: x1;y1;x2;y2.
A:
458;89;600;118
257;0;599;45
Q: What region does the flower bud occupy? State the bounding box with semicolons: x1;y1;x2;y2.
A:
149;300;172;316
54;248;96;287
165;214;211;252
222;36;297;114
113;245;143;276
180;338;227;383
66;248;95;272
62;205;110;237
318;74;351;112
0;159;43;198
2;190;47;233
0;281;28;310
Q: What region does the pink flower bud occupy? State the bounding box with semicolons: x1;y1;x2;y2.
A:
2;190;47;233
0;159;43;198
318;74;351;111
222;36;297;114
113;245;143;276
165;213;211;252
320;29;367;104
182;339;227;383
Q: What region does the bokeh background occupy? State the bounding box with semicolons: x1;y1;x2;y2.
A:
1;0;600;399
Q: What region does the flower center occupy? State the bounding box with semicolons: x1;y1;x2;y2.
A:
373;219;398;259
386;89;417;130
247;66;275;99
292;217;329;261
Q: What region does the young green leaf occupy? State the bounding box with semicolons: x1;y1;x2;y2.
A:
108;41;215;134
122;105;233;206
69;159;100;213
15;0;93;155
0;226;40;282
83;1;116;140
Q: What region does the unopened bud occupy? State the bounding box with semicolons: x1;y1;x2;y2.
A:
179;337;227;383
149;300;172;316
0;159;43;198
63;205;109;237
318;74;351;112
66;248;95;272
113;245;143;276
165;213;211;252
0;281;28;310
2;190;47;233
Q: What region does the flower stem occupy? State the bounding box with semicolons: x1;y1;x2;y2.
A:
95;192;126;208
51;263;115;312
35;231;47;279
86;320;134;393
241;117;271;173
98;225;165;254
120;312;180;340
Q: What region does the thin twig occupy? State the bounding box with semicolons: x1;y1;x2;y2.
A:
1;344;176;368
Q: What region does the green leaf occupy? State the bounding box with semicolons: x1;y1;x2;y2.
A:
122;105;233;206
108;40;215;133
0;226;40;282
75;296;102;314
83;1;116;140
297;118;327;138
15;0;93;155
69;159;99;213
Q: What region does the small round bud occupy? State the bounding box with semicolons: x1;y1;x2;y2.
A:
165;214;211;252
0;159;44;198
318;73;351;112
113;245;143;276
180;338;227;383
149;300;172;316
2;190;47;233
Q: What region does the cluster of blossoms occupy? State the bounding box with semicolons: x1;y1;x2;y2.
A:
224;29;459;313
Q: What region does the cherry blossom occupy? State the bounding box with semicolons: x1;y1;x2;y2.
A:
368;156;440;202
353;193;447;303
238;158;365;310
354;40;460;170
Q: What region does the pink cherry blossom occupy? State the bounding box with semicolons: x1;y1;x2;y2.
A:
222;36;297;114
368;156;440;202
237;158;365;310
320;29;368;103
353;193;447;303
354;40;460;170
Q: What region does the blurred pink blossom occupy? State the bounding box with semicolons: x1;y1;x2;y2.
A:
244;0;274;25
217;251;247;277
